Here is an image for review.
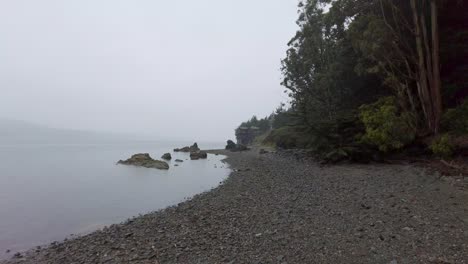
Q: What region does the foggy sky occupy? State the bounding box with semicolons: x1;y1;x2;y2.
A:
0;0;298;141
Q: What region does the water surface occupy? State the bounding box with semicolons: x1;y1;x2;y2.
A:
0;141;229;258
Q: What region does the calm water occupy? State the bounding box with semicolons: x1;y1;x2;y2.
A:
0;141;230;258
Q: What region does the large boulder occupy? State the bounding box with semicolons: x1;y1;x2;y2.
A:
225;140;249;152
161;153;172;160
174;142;200;152
199;151;208;159
225;140;237;150
118;153;169;170
190;151;208;160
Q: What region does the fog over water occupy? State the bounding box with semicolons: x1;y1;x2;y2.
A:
0;0;298;141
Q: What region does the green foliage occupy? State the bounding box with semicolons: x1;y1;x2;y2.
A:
306;115;363;152
263;114;379;162
272;105;294;129
324;148;349;163
237;115;271;134
441;99;468;135
237;0;468;161
359;97;416;152
307;115;381;162
281;0;382;130
263;126;314;149
430;134;454;158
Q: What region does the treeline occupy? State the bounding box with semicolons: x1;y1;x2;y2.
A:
236;116;271;134
238;0;468;162
236;105;292;134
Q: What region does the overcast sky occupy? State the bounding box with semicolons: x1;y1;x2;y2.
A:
0;0;298;141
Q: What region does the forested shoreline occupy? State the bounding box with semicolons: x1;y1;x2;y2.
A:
238;0;468;164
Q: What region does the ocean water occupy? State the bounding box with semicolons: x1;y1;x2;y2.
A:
0;141;230;258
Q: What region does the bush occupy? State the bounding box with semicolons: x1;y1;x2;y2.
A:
264;116;378;163
441;99;468;135
359;96;416;152
430;134;454;158
304;115;365;154
263;126;313;149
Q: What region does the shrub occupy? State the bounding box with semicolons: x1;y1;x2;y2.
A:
430;134;454;158
263;126;313;149
359;96;416;152
441;98;468;135
306;115;365;154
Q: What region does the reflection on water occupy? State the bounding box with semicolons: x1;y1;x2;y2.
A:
0;142;229;258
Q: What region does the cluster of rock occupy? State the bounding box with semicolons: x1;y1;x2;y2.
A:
173;142;208;160
117;153;169;170
174;143;200;152
190;151;208;160
116;143;208;172
225;140;248;152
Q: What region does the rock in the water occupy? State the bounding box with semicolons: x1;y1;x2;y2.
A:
118;153;169;170
176;146;193;152
161;153;172;160
199;151;208;158
174;142;200;152
190;151;208;160
175;159;184;162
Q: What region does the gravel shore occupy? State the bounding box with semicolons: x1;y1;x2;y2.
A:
3;149;468;263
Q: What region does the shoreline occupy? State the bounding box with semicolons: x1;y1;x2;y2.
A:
1;150;232;263
0;147;229;261
3;149;468;263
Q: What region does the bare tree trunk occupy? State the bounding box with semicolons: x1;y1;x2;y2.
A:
411;0;436;133
431;0;442;134
379;0;443;135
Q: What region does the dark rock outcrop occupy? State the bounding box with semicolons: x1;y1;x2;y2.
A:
174;143;200;152
175;159;184;162
161;153;172;160
174;146;189;152
225;140;237;150
117;153;169;170
225;140;249;152
191;142;199;150
190;151;208;160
